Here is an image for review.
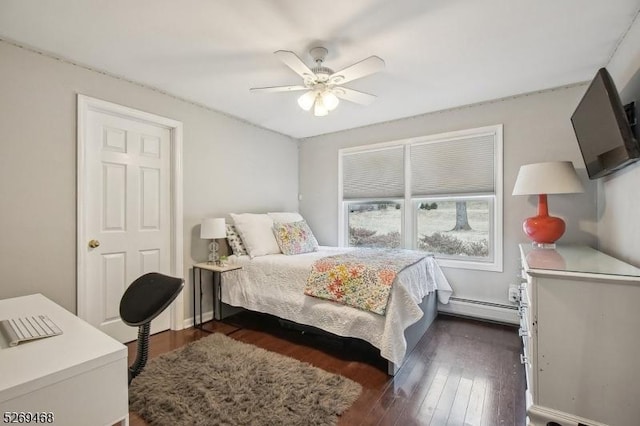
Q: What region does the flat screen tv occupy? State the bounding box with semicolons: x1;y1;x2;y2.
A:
571;67;639;179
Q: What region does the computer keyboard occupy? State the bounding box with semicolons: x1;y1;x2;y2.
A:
0;315;63;347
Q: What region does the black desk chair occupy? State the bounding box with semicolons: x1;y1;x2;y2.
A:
119;272;184;385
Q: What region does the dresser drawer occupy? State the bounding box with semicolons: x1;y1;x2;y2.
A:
519;282;529;307
518;305;531;331
521;325;535;405
521;332;532;363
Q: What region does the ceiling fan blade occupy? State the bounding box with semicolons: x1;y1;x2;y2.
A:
334;87;377;106
329;56;385;85
274;50;316;81
250;85;308;93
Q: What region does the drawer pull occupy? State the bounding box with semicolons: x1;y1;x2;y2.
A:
520;354;529;365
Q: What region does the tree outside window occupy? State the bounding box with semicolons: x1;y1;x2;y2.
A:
416;199;491;259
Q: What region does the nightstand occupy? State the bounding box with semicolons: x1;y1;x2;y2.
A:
192;262;242;331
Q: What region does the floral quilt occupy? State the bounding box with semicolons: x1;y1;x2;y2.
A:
304;249;428;315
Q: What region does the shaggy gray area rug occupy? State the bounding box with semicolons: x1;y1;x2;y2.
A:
129;333;362;426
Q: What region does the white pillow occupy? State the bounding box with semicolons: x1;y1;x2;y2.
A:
267;212;304;224
230;213;281;258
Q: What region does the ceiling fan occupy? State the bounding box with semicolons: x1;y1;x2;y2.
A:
250;47;385;116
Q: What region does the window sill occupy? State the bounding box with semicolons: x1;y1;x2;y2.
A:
435;257;503;272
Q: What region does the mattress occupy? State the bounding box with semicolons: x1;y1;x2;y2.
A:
221;247;452;365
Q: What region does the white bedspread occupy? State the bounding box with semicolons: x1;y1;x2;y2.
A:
221;247;452;366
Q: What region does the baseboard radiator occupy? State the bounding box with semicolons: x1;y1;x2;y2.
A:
438;297;519;325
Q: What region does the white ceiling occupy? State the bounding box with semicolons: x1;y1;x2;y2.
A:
1;0;638;139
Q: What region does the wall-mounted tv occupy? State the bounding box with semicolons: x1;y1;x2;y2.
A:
571;67;639;179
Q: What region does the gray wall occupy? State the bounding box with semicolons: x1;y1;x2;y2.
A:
0;40;299;315
5;22;634;319
597;14;640;266
299;86;598;305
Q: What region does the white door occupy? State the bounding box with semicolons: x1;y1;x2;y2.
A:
78;96;183;343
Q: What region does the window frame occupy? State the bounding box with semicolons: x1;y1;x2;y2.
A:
338;124;503;272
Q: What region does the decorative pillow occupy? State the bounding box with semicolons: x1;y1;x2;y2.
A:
273;220;319;255
230;213;281;258
267;212;304;224
225;224;247;256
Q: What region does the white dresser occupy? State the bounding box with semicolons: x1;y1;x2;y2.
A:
519;244;640;426
0;294;129;426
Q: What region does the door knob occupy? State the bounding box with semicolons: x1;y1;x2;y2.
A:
88;239;100;248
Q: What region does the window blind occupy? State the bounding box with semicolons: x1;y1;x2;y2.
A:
342;146;404;199
410;134;495;196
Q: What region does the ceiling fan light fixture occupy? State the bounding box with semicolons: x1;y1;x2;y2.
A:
321;91;339;111
253;47;385;117
314;96;328;117
297;91;316;111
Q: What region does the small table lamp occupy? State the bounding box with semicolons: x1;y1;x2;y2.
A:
512;161;584;247
200;218;226;264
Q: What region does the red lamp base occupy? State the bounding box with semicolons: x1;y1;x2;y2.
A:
523;215;566;244
522;193;566;245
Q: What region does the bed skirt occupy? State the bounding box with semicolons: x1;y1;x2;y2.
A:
215;288;439;375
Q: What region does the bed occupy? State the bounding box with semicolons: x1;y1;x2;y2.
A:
215;212;453;374
217;245;452;375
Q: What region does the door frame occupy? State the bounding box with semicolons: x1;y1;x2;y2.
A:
76;94;184;331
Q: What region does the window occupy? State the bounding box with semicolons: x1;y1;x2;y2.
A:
347;201;403;248
341;146;405;250
339;125;503;271
414;197;493;261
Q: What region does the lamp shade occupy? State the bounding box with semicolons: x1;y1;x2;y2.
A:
298;89;338;116
313;95;328;117
297;91;316;111
321;91;340;111
512;161;584;195
200;218;226;239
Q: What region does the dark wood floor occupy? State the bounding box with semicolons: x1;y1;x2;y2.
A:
127;312;526;426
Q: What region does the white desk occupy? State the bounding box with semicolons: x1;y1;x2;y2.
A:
0;294;129;425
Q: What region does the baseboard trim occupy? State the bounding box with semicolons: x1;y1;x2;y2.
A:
183;310;214;329
438;298;519;325
528;404;607;426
